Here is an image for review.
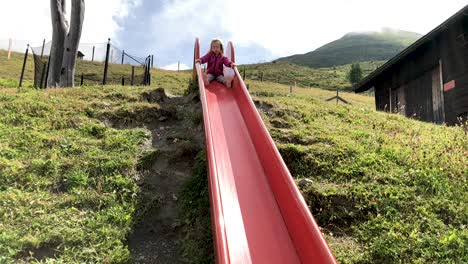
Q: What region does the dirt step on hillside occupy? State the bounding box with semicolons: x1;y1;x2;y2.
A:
128;89;204;264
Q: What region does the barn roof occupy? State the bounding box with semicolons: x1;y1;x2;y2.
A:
355;4;468;93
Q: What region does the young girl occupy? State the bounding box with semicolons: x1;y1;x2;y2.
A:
195;39;235;85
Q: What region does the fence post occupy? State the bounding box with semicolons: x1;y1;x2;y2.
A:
40;63;47;89
121;50;125;65
178;61;180;72
18;44;29;90
80;73;84;86
8;39;12;59
147;56;152;86
92;46;95;61
131;66;135;86
243;68;246;79
40;39;46;58
143;57;148;85
121;76;125;86
103;38;110;85
44;56;51;88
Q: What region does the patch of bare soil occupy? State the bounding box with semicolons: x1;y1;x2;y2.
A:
125;88;204;263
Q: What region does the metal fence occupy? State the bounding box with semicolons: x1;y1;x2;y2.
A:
1;38;154;88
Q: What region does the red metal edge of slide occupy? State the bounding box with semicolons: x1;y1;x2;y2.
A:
193;38;336;263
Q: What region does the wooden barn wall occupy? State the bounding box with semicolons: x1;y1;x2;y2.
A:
404;69;434;122
440;15;468;124
374;41;440;122
373;13;468;125
375;82;389;111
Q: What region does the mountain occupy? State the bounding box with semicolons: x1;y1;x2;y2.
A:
276;28;422;68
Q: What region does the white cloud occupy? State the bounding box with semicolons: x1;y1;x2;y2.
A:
220;0;467;56
135;0;466;61
1;0;466;63
162;62;190;71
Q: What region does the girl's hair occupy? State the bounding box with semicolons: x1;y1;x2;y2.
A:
210;38;224;54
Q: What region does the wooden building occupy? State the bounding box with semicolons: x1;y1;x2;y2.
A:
77;51;85;60
355;5;468;125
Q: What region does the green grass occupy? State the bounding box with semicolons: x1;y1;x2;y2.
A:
241;61;384;90
0;57;466;263
0;85;169;263
0;50;35;83
248;82;467;263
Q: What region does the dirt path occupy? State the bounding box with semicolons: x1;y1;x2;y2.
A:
128;89;204;264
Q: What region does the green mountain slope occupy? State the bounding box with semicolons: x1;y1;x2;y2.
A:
277;28;422;68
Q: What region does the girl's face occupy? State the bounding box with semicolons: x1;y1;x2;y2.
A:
211;42;221;55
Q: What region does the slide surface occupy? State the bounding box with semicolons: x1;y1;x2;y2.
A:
194;39;336;264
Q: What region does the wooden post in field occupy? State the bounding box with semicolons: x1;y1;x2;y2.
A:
147;56;152;86
80;73;84;86
103;38;111;85
40;39;46;58
92;46;95;61
131;66;135;86
7;39;12;59
19;44;29;90
325;88;350;105
243;68;246;80
178;61;180;72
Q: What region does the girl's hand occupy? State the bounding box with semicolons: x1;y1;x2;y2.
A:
231;63;236;68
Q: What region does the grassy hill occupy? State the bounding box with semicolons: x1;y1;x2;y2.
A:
0;61;466;263
241;61;385;90
277;28;422;68
249;83;467;263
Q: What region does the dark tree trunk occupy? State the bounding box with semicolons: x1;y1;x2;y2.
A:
48;0;68;87
48;0;85;88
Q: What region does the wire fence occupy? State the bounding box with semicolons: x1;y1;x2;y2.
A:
0;38;154;88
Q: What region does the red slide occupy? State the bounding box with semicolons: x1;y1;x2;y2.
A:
193;38;336;264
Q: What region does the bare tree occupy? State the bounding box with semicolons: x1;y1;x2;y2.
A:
48;0;85;88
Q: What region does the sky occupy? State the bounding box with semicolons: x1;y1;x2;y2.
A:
0;0;466;70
